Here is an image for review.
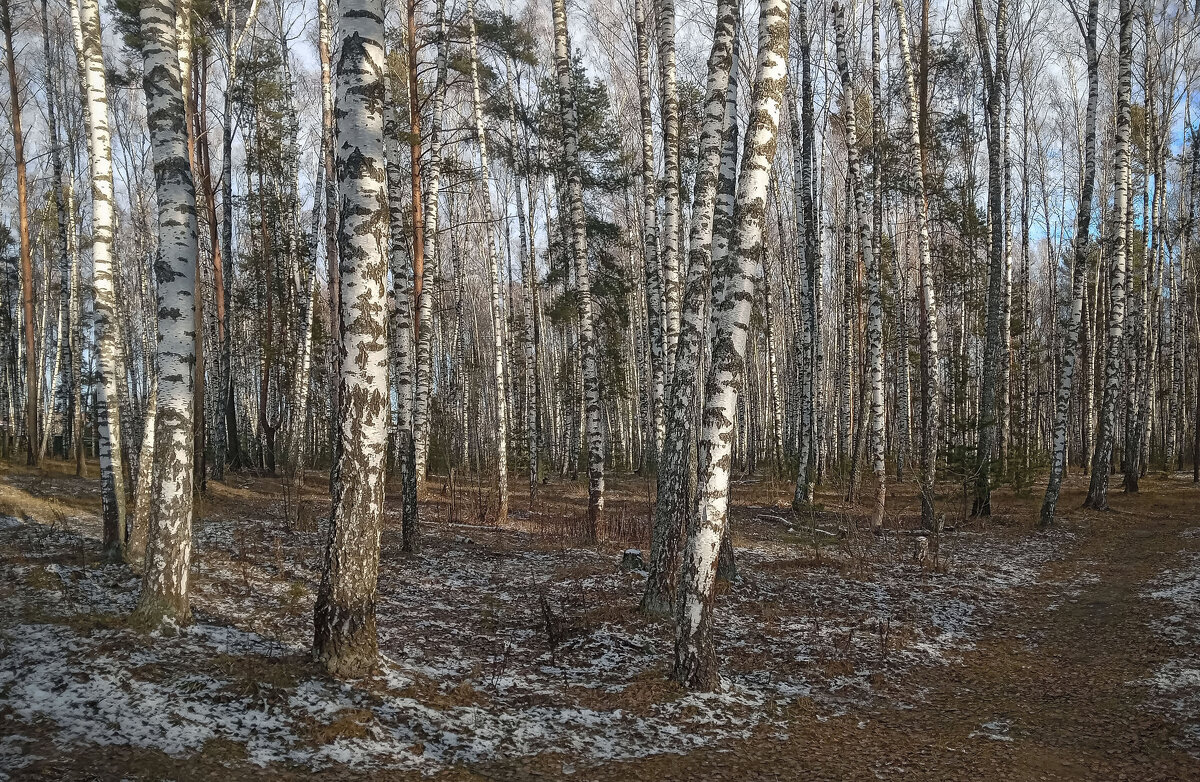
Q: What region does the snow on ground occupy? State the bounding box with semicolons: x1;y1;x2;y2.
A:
1141;536;1200;752
0;508;1066;775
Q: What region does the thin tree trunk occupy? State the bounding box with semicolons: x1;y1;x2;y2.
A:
893;0;941;529
467;0;509;524
970;0;1008;517
1083;0;1132;510
69;0;128;556
833;3;886;531
2;0;37;468
551;0;605;538
635;0;665;462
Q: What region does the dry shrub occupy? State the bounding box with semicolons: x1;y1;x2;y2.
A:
393;672;490;708
569;667;684;713
302;708;376;743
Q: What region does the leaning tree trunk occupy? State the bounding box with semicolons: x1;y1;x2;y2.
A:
70;0;129;557
313;0;390;678
641;0;737;617
551;0;605;537
892;0;942;530
833;3;886;531
673;0;789;691
134;0;199;625
467;0;509;524
1084;0;1132;510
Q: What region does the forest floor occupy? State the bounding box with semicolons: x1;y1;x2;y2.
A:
0;458;1198;780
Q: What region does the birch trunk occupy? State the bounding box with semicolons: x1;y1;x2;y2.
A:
971;0;1007;517
791;0;819;508
411;0;443;488
833;3;886;530
641;0;737;616
635;0;665;460
70;0;129;557
551;0;605;536
1083;0;1131;510
467;0;509;524
313;0;390;678
135;0;199;624
673;0;789;691
657;0;682;372
892;0;941;530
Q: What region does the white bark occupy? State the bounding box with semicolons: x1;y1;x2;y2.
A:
551;0;605;535
135;0;199;624
833;2;886;530
467;0;509;524
673;0;789;691
70;0;128;559
313;0;390;677
1084;0;1132;509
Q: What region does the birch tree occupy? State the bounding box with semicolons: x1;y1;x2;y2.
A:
313;0;390;677
673;0;790;691
1084;0;1132;511
467;0;509;524
970;0;1008;517
1041;0;1098;526
658;0;682;371
134;0;199;624
833;2;886;531
641;0;738;617
68;0;130;558
892;0;941;530
635;0;665;460
550;0;605;536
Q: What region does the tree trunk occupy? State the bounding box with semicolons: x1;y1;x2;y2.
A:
69;0;129;556
833;2;886;531
673;0;789;691
1083;0;1132;510
551;0;605;538
2;0;37;468
635;0;665;462
657;0;682;374
467;0;509;524
892;0;941;530
641;0;737;617
970;0;1008;517
135;0;199;625
313;0;390;678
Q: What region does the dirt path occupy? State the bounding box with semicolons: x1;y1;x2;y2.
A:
463;502;1200;781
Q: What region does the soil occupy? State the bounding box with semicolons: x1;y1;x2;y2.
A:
1;457;1197;781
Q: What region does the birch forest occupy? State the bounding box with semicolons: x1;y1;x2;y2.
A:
2;0;1200;775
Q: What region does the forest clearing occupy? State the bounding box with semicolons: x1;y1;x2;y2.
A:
1;461;1198;779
